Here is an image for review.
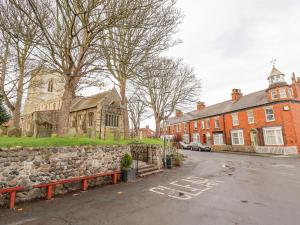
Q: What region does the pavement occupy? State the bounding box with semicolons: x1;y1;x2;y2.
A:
1;151;300;225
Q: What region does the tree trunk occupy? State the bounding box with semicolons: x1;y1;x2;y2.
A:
12;69;25;128
120;80;129;138
56;77;77;136
155;117;161;138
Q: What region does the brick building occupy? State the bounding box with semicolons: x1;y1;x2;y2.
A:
163;66;300;154
139;125;155;138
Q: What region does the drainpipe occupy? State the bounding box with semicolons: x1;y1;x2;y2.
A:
222;114;227;145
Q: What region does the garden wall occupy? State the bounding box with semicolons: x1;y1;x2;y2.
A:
0;145;130;205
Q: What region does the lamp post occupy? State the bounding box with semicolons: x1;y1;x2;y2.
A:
161;91;170;169
163;116;167;168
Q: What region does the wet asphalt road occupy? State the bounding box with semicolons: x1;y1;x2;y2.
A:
1;151;300;225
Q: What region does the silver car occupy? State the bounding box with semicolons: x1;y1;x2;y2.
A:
190;142;211;151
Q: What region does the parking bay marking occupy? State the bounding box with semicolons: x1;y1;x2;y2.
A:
149;176;223;200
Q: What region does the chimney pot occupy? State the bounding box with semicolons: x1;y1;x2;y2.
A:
175;109;183;117
231;89;243;101
197;102;206;111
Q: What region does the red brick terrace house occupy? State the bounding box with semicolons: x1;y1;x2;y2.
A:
163;66;300;154
139;125;155;138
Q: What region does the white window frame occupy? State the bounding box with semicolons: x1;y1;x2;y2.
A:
192;133;200;143
232;113;239;126
265;107;275;122
184;123;187;133
271;90;278;100
214;117;220;128
213;133;224;145
263;127;284;146
182;134;190;143
201;120;205;130
288;88;294;98
194;121;198;130
247;110;254;124
206;119;210;129
231;130;244;145
279;88;287;98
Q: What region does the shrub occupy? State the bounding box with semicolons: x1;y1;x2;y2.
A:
120;153;133;169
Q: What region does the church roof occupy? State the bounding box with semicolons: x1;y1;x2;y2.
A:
70;89;115;112
166;89;270;125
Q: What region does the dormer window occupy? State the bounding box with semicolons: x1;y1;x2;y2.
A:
271;90;278;100
279;88;287;98
48;79;54;92
288;88;294;98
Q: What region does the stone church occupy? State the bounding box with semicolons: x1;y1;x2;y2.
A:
21;68;124;138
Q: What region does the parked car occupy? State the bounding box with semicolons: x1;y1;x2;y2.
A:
179;141;192;150
190;142;211;152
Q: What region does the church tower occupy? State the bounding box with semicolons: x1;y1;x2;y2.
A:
23;68;65;115
266;65;293;101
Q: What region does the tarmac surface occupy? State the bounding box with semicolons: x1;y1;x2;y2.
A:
1;151;300;225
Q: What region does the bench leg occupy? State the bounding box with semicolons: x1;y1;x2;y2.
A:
82;179;88;191
46;185;54;200
111;173;118;184
9;191;16;209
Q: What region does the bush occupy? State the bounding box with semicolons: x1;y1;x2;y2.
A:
120;153;133;169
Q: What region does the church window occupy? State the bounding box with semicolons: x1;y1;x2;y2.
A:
105;114;119;127
48;79;54;92
88;112;94;126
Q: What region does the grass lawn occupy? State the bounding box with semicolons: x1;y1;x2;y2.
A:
0;136;164;148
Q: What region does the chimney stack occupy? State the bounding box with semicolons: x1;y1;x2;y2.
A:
197;102;206;111
231;89;243;101
175;109;183;117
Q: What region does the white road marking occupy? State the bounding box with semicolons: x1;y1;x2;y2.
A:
6;218;37;225
149;176;222;200
271;164;296;168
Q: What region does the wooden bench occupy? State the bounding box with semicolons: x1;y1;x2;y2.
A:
0;186;24;209
33;171;120;200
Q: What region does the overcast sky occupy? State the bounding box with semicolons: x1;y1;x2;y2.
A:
141;0;300;129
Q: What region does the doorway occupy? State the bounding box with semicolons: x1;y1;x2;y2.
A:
250;129;258;146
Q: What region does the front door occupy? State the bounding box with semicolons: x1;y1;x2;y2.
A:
250;130;258;146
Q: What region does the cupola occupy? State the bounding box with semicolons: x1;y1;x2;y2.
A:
267;65;287;89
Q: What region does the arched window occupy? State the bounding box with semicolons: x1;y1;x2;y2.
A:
48;79;54;92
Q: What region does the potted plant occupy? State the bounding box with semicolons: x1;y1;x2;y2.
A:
121;153;136;182
173;154;182;167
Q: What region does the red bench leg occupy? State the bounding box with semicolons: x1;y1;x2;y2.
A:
82;179;88;191
46;185;54;200
111;173;118;184
9;191;16;209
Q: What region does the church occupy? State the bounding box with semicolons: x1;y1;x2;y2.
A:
21;68;124;139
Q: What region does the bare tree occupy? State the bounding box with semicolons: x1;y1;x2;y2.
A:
128;87;149;137
9;0;136;135
0;1;40;128
99;0;182;137
136;57;201;137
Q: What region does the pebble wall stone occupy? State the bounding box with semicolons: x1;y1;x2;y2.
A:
0;145;130;205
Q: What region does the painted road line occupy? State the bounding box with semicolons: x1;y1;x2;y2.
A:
149;176;222;200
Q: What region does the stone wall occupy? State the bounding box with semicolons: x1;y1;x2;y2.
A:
211;145;298;155
130;144;179;168
0;145;130;205
211;145;255;153
254;146;298;155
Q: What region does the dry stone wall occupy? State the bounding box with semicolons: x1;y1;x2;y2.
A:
0;145;130;205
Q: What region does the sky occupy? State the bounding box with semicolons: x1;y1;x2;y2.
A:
141;0;300;129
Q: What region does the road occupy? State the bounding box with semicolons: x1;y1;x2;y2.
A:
1;151;300;225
